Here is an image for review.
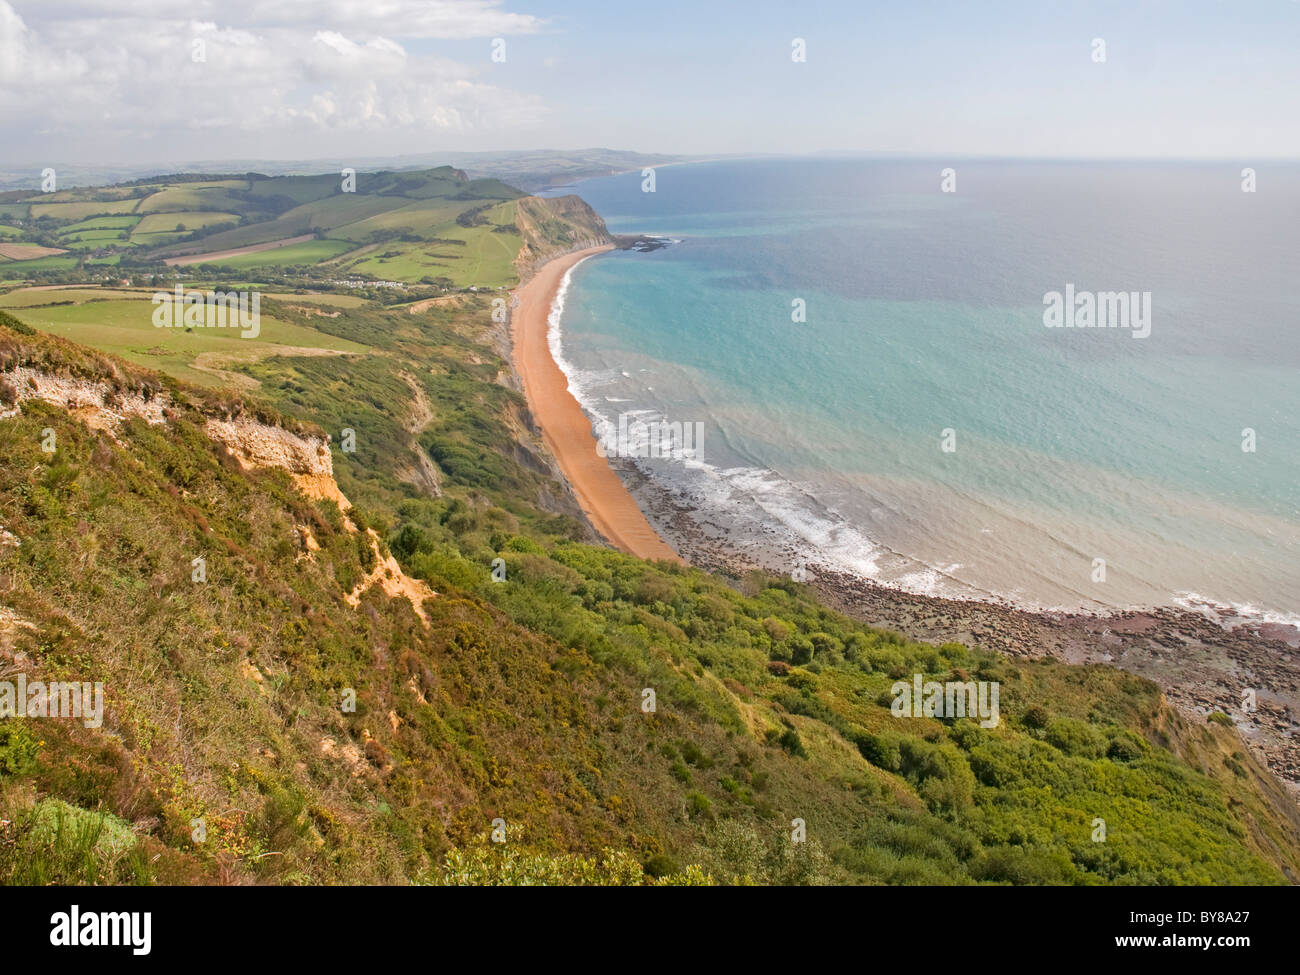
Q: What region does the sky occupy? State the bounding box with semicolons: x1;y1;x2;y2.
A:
1;0;1298;165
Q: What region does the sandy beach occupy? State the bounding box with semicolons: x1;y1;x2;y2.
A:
512;245;683;563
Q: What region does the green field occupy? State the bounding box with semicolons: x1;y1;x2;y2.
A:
263;291;373;308
134;211;240;235
158;195;408;256
326;199;473;242
58;230;134;250
0;254;78;271
338;206;522;287
246;172;343;204
127;236;185;250
319;199;522;286
22;186;141;204
201;238;356;270
0;287;145;307
28;199;141;220
8;293;368;386
57;215;140;234
136;183;252;214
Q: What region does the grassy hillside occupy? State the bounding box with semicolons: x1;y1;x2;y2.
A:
0;290;367;389
1;289;1298;885
0;168;580;290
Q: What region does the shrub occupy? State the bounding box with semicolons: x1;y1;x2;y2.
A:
0;800;148;885
0;722;40;776
762;617;792;642
0;310;36;335
778;727;806;758
686;791;713;819
679;740;712;768
1106;731;1146;762
786;669;817;691
1043;717;1107;758
787;634;814;666
856;731;902;773
642;853;681;878
1022;705;1050;729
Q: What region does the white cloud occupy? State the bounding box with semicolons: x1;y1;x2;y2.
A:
19;0;545;39
0;0;547;161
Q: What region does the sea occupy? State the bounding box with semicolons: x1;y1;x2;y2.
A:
539;157;1300;623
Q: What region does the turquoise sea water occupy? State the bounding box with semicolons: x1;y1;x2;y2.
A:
542;158;1300;619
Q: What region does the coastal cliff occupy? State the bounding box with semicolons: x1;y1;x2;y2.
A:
513;195;614;282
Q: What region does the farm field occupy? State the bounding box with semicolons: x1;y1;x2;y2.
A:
58;230;135;250
57;215;140;233
28;199;141;220
207;238;354;270
0;286;145;307
0;242;67;260
262;291;372;308
135;182;252;213
133;211;240;235
6;291;368;387
341;228;521;287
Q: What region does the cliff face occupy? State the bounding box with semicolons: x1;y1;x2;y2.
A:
0;325;435;626
512;194;613;281
0;365;168;435
203;416;347;511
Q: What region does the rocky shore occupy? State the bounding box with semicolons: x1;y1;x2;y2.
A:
612;234;674;253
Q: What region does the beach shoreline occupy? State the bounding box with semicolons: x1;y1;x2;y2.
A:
511;245;683;564
511;247;1299;801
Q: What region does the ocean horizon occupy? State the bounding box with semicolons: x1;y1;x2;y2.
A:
543;157;1300;625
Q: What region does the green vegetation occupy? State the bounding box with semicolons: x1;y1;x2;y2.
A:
211;239;356;271
0;799;154;886
0;168;605;294
133;211;240;236
1;167;1295;886
1;294;366;388
1;283;1297;886
432;845;712;885
28;199;140;221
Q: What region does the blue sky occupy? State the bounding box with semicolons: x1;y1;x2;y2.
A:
467;0;1300;157
2;0;1297;163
